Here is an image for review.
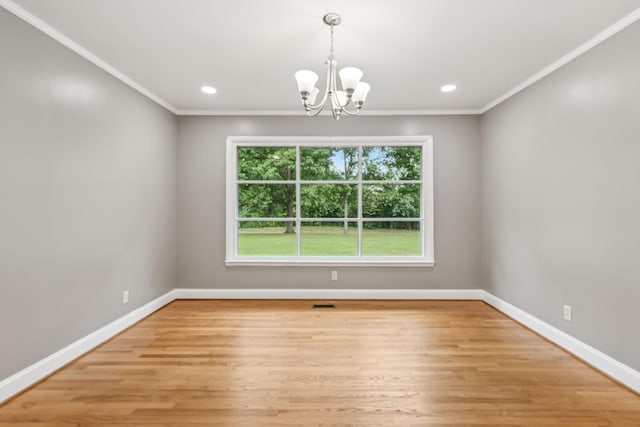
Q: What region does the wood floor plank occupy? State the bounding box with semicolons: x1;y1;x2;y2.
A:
0;300;638;426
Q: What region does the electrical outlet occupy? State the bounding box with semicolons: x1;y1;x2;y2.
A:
331;270;338;281
123;290;129;305
563;304;572;322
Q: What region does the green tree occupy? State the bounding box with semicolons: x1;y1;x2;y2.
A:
239;146;335;233
336;148;358;234
238;145;422;233
238;147;296;231
362;146;421;229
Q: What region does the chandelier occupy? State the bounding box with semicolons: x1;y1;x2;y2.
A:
294;13;371;120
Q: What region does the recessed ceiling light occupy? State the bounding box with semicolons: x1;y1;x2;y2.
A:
441;84;457;93
201;86;217;94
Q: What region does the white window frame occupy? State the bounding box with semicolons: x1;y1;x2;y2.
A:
225;136;434;267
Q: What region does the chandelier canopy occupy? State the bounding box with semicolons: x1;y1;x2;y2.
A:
295;13;371;120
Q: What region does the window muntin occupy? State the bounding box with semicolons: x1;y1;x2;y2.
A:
227;136;434;266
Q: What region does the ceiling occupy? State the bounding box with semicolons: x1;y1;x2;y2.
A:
5;0;640;114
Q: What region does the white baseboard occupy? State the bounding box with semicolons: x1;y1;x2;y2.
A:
2;287;637;405
173;288;485;300
0;290;175;404
481;291;640;393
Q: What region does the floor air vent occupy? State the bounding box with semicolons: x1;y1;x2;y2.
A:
312;303;336;309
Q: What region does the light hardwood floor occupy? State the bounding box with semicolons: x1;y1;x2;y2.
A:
1;300;639;426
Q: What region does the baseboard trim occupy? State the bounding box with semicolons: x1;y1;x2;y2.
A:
173;288;484;300
0;290;175;404
481;291;640;393
2;287;638;404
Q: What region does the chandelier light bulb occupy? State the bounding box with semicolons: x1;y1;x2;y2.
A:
352;82;371;104
335;90;348;106
295;70;319;94
339;67;363;93
309;87;320;104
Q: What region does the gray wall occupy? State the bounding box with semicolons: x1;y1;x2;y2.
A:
0;9;177;379
481;22;640;370
4;0;637;383
177;115;481;290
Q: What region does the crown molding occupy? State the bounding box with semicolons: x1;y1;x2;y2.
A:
175;109;482;116
0;0;178;114
3;0;639;117
481;6;640;113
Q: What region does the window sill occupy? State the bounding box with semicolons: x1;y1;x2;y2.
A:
225;259;435;267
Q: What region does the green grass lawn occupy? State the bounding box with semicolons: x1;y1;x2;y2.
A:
238;226;420;256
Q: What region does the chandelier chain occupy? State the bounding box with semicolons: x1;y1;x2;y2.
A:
330;24;335;57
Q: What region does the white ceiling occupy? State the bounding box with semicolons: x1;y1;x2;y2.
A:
5;0;640;114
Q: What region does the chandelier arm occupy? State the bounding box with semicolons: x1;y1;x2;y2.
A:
304;97;326;111
328;60;339;118
333;96;352;110
330;63;353;110
329;60;350;115
329;58;337;100
306;103;326;117
304;59;332;110
331;105;340;120
340;106;361;116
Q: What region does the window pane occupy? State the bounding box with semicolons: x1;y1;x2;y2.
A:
238;147;296;180
363;146;421;180
362;184;421;218
239;184;295;218
301;222;358;256
301;147;358;180
362;222;421;256
301;184;357;218
238;222;296;256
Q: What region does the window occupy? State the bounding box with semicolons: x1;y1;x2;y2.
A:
226;136;434;266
